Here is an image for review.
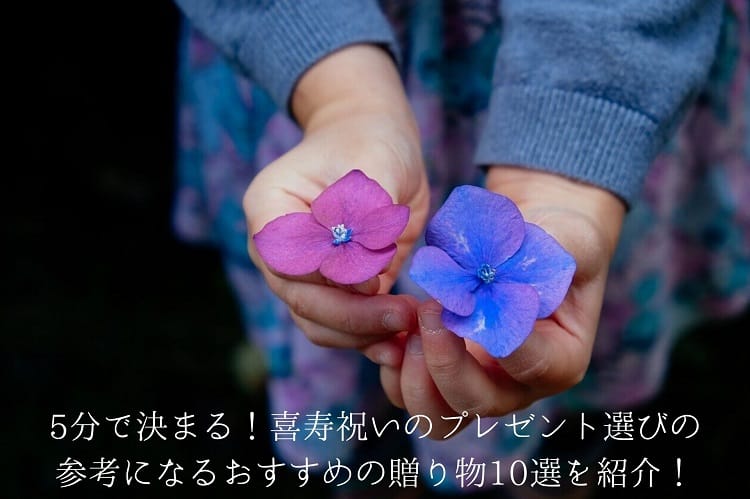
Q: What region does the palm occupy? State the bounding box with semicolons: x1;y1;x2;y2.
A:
241;113;429;350
377;167;625;436
467;207;612;399
245;113;429;293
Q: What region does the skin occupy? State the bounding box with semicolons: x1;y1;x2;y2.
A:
379;167;625;437
244;44;430;350
243;43;626;438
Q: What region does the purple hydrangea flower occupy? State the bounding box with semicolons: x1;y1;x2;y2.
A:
253;169;409;285
409;185;576;357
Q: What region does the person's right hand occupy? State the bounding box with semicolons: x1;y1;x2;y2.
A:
243;44;429;352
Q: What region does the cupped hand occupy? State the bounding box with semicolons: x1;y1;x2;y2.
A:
243;45;430;351
378;166;625;438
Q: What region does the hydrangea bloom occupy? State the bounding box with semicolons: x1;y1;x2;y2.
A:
409;185;576;357
253;169;409;285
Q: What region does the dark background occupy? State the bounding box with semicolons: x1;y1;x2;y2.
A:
6;2;747;498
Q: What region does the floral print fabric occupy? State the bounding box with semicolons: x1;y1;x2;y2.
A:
172;0;749;489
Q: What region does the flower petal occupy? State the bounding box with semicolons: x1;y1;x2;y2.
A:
319;242;397;285
425;185;525;271
499;223;577;318
409;246;478;316
311;170;394;228
253;212;333;275
353;204;410;250
442;282;540;358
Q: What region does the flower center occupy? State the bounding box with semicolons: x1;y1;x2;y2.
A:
331;224;353;245
477;263;497;284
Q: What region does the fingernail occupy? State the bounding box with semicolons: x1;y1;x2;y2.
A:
419;310;444;334
383;311;407;332
407;334;423;355
375;350;393;367
368;350;389;367
367;344;398;367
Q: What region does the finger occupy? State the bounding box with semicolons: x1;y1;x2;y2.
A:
267;267;382;296
490;219;604;393
380;365;404;409
343;276;380;296
418;301;534;417
291;313;396;350
400;332;463;438
360;333;407;367
376;241;409;294
253;264;381;296
276;279;417;337
494;316;590;393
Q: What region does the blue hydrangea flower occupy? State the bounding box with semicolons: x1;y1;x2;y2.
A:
409;185;576;357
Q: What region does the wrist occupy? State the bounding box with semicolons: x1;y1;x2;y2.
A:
291;44;416;136
485;166;625;259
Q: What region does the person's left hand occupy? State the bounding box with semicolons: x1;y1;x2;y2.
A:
371;166;625;437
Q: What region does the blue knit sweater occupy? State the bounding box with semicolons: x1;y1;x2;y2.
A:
174;0;723;205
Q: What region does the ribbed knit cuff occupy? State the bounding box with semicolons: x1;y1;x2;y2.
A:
236;0;399;115
474;85;660;206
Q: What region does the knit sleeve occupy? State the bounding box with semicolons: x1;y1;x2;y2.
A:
173;0;399;115
474;0;724;205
